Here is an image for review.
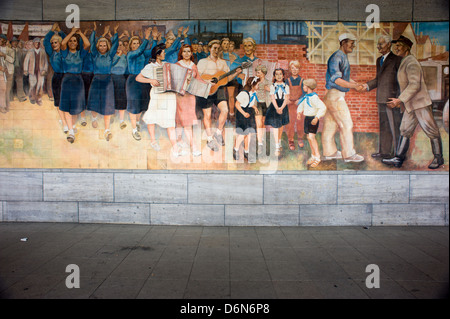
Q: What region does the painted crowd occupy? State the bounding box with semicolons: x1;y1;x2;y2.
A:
0;22;445;169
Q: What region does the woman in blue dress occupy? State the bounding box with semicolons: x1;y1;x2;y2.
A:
111;38;129;130
126;27;156;141
60;27;90;143
87;23;119;141
43;22;68;134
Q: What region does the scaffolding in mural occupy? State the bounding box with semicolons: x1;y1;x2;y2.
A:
305;21;394;65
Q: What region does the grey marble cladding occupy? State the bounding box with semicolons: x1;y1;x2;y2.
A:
0;172;43;201
2;0;448;22
116;0;189;20
225;205;299;226
4;201;78;222
409;175;449;203
339;0;413;22
151;204;224;226
372;204;446;226
79;202;150;224
337;175;410;204
43;172;114;202
299;204;370;226
263;175;337;204
42;0;116;20
264;0;338;21
0;0;43;21
190;0;264;19
188;174;263;205
413;0;449;21
114;173;187;203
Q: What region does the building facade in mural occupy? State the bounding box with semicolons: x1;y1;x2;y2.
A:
0;20;448;171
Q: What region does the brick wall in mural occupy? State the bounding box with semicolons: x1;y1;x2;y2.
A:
0;20;448;171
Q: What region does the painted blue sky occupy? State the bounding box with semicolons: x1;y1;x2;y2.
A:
413;22;449;51
166;20;448;50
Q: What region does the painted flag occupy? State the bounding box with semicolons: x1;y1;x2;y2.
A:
7;21;13;41
18;22;29;41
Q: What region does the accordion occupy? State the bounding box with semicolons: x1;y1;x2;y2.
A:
149;63;212;99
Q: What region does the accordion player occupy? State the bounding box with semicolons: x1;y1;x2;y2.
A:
157;63;212;99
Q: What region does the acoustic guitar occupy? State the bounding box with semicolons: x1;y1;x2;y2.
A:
201;61;252;96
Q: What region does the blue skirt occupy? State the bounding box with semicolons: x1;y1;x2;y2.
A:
126;74;150;114
59;73;85;115
87;74;115;115
112;74;127;110
51;72;64;107
264;98;290;129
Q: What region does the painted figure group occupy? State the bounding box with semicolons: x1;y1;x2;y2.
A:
0;23;444;169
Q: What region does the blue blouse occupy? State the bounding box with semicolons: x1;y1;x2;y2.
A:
43;30;66;73
82;52;93;73
61;48;88;74
90;31;119;75
127;39;156;75
163;36;191;64
111;54;128;75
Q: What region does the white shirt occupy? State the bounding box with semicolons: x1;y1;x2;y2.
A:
270;82;290;99
296;93;327;118
236;90;258;109
140;61;165;87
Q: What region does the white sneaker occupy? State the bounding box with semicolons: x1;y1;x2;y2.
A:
344;153;365;163
323;151;342;160
172;149;188;157
150;142;160;152
192;149;202;157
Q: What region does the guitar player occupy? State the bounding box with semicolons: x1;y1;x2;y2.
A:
196;40;242;151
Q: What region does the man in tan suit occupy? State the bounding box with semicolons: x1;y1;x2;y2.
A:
382;36;444;169
24;37;48;106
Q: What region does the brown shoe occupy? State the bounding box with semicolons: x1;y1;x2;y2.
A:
288;140;295;151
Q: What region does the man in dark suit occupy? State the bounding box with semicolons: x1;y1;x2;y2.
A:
361;35;403;159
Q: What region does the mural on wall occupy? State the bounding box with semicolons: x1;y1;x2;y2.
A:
0;20;448;171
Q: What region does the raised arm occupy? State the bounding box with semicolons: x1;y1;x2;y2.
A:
61;27;78;51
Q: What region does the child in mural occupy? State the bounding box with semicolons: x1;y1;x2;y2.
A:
175;44;203;157
264;68;290;157
23;37;48;106
228;40;240;61
233;76;260;162
137;43;187;157
126;27;156;141
60;27;91;143
87;23;119;141
111;37;129;130
254;64;271;156
285;60;306;151
43;23;69;133
296;79;327;168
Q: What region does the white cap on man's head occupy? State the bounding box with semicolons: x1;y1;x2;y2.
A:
338;33;357;42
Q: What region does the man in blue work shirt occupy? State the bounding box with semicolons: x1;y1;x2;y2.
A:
322;33;365;163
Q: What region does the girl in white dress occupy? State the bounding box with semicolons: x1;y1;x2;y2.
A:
136;43;185;156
